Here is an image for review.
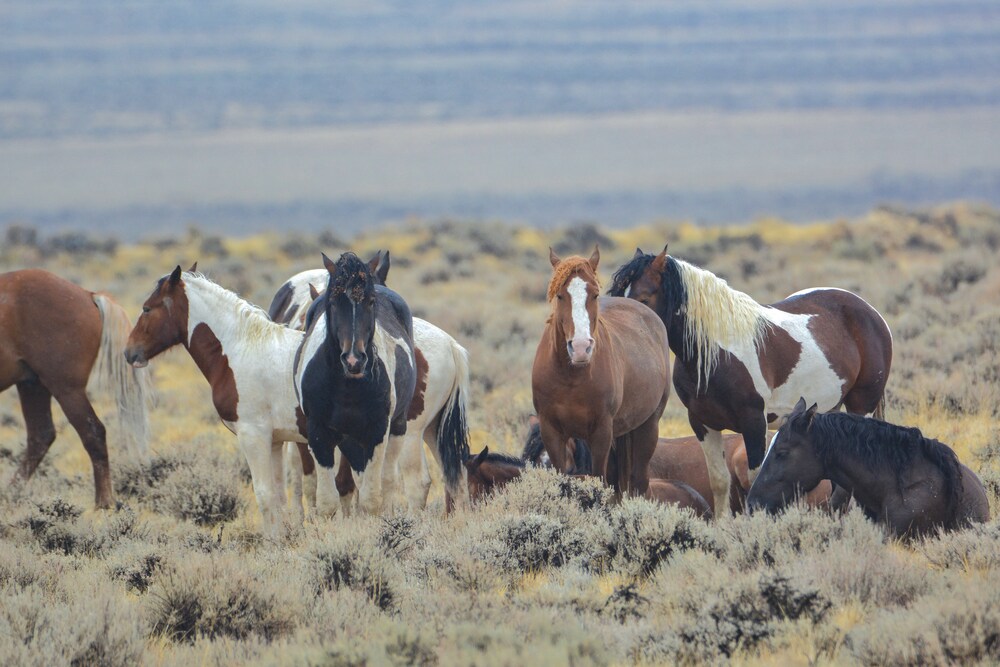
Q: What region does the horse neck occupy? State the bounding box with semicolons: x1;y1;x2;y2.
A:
183;279;280;369
815;430;889;512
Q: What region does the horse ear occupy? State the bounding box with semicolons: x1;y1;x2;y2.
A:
793;397;808;414
650;245;668;273
309;283;320;301
369;250;390;285
322;252;337;275
633;247;644;259
549;247;561;268
805;403;819;428
467;447;489;471
588;244;600;270
187;261;198;273
168;265;183;286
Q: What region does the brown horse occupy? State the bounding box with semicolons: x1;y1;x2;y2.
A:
464;447;713;518
522;419;831;514
0;269;152;508
609;246;892;515
532;246;671;496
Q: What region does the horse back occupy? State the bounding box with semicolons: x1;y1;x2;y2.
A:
0;269;103;387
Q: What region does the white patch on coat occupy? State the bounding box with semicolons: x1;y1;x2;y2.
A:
720;305;845;421
567;276;591;343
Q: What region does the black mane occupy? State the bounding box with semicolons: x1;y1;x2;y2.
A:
473;450;525;469
607;252;686;325
329;252;374;303
607;253;654;297
810;412;963;512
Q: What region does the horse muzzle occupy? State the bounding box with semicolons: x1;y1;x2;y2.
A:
567;338;594;366
123;348;148;369
341;351;367;378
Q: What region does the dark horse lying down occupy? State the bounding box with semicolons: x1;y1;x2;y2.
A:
747;398;990;538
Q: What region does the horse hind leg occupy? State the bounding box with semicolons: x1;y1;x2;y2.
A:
15;380;56;482
53;388;114;509
400;429;432;511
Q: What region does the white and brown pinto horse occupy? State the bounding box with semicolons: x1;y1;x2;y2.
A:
609;247;892;515
269;254;472;512
532;247;671;496
124;266;309;536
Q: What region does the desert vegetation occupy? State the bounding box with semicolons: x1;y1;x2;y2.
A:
1;202;999;665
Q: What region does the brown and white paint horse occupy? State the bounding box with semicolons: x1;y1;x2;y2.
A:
269;254;472;513
609;246;892;516
125;266;310;536
0;269;152;508
532;246;671;496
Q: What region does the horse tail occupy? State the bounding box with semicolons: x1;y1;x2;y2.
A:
90;294;154;462
436;340;472;504
873;390;887;421
614;433;634;497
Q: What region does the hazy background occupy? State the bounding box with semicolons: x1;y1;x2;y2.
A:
2;0;999;238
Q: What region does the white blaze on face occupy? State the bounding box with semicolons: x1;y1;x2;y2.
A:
567;277;591;344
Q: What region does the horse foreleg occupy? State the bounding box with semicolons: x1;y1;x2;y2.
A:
296;441;317;508
55;389;114;509
307;422;341;518
15;381;56;482
588;422;615;488
334;450;356;516
237;426;280;537
740;411;768;487
357;439;388;516
284;443;305;524
400;429;432;510
379;434;407;513
698;428;731;520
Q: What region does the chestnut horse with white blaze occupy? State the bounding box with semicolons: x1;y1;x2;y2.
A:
124;266;310;536
0;269;152;508
609;246;892;516
532;246;671;496
269;253;472;512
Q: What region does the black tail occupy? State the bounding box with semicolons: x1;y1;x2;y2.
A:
438;385;470;493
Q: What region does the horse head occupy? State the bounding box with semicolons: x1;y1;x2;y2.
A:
547;245;601;366
124;265;190;368
746;397;823;514
609;245;680;320
323;251;379;379
465;446;525;502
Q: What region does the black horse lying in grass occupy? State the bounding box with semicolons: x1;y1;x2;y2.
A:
747;398;990;538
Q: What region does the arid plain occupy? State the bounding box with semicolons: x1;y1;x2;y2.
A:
1;203;999;665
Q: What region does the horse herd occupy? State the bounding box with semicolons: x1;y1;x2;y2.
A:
0;244;990;539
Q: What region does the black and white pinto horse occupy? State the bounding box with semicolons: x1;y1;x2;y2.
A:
609;246;893;516
289;252;470;515
295;252;419;516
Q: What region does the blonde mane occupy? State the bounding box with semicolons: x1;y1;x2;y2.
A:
182;273;293;348
547;257;600;302
674;260;769;388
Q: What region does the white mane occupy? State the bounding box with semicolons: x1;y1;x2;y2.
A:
182;272;293;348
674;259;770;389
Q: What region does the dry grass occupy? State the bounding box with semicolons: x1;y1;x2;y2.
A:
1;202;999;665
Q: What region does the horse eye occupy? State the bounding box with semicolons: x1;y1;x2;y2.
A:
774;450;788;460
142;306;150;314
556;294;563;300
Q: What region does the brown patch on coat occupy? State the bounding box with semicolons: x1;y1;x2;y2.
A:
295;407;308;439
756;322;802;390
407;347;429;421
188;322;239;422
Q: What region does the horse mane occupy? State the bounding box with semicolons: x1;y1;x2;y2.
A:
474;450;526;469
181;272;289;346
609;252;767;389
330;253;373;303
810;412;963;513
547;256;600;302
